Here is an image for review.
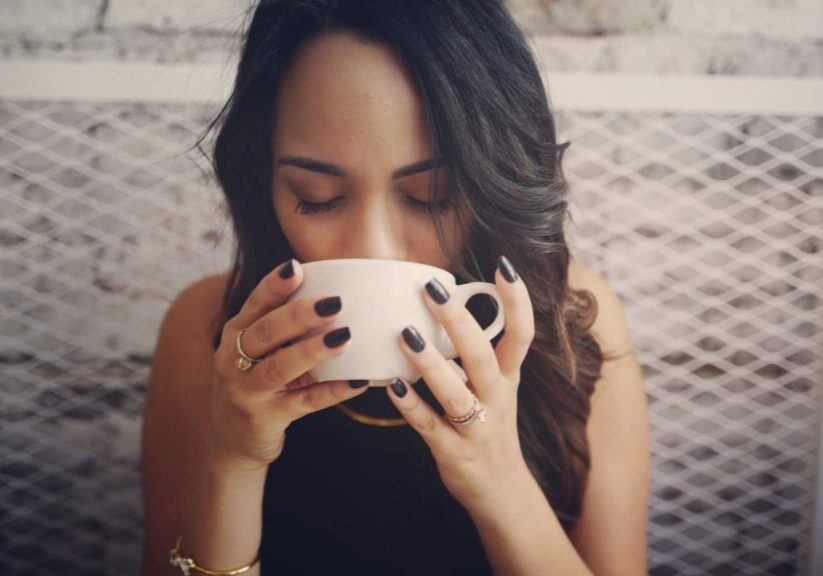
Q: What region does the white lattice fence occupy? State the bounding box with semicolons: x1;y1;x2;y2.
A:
560;109;823;576
0;62;821;576
0;64;233;575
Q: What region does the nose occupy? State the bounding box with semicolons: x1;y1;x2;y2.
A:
341;195;407;261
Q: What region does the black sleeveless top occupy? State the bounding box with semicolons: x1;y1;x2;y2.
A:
259;381;494;575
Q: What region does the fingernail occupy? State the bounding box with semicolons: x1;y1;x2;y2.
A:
390;378;407;398
324;327;350;348
497;255;518;283
315;296;342;317
279;258;295;279
425;277;450;304
402;326;425;353
349;379;369;389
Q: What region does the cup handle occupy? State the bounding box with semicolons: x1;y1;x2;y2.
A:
437;281;506;359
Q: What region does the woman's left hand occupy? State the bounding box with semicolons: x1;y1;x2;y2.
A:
386;255;536;511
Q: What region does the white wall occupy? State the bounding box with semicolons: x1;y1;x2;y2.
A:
0;0;821;75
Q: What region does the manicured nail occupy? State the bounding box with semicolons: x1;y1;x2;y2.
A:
324;327;350;348
425;277;450;304
315;296;342;317
349;379;369;389
390;378;407;398
497;255;518;283
402;326;425;353
279;258;295;279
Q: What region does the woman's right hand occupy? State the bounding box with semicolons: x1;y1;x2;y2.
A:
207;258;369;472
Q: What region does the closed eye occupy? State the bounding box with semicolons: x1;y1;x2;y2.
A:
294;196;453;216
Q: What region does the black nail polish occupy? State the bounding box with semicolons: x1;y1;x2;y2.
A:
402;326;425;353
390;378;407;398
497;255;518;283
324;327;350;348
425;278;450;304
349;379;369;389
279;259;295;279
315;296;341;317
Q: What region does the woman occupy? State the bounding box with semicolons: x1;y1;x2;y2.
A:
142;0;650;574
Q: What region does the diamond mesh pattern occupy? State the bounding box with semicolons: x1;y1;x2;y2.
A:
561;111;822;576
0;99;821;575
0;100;231;575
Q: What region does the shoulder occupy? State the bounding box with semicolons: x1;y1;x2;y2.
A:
168;271;230;326
566;258;650;574
567;257;634;359
145;269;231;428
141;271;230;573
160;271;231;346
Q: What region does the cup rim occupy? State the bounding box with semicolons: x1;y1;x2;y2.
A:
300;258;454;277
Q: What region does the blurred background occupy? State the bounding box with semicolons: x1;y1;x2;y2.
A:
0;1;821;574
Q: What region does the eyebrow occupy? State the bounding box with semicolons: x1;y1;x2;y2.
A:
276;156;445;180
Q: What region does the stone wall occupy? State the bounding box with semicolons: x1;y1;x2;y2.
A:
1;0;821;75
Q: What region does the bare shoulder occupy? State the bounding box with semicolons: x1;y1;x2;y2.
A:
170;271;230;334
567;256;634;360
566;261;650;576
140;270;230;575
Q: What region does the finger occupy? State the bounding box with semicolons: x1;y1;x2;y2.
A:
421;277;501;401
446;359;468;383
223;291;344;365
225;258;302;334
386;378;459;448
250;324;352;394
491;255;534;383
398;325;478;423
285;371;317;391
283;377;370;419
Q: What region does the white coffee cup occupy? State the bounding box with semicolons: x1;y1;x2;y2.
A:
286;258;506;387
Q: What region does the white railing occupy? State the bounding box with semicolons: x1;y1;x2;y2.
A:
1;59;821;575
3;59;823;113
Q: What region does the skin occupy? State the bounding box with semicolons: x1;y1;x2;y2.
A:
271;32;466;267
269;31;536;512
142;29;647;576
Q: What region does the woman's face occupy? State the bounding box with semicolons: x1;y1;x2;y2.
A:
272;32;466;269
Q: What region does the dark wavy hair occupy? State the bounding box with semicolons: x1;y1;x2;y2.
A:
195;0;607;534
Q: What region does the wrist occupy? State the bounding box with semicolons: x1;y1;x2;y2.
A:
462;460;537;524
207;450;272;483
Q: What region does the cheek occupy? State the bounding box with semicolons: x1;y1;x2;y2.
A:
412;215;466;269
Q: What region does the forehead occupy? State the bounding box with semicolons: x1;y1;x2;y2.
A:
273;32;433;165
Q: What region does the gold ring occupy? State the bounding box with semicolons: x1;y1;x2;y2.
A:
235;327;262;372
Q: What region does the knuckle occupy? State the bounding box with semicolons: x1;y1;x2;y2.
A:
516;325;535;349
452;312;477;336
213;352;228;379
214;343;236;378
252;317;270;342
419;413;440;435
417;353;439;373
225;382;249;411
246;290;265;316
444;394;470;417
291;300;307;327
477;350;499;374
220;321;235;348
301;388;322;412
444;304;466;327
261;354;283;383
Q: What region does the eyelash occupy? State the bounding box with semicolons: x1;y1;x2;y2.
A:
294;196;453;216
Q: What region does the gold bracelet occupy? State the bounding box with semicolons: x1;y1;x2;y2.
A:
169;535;260;575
